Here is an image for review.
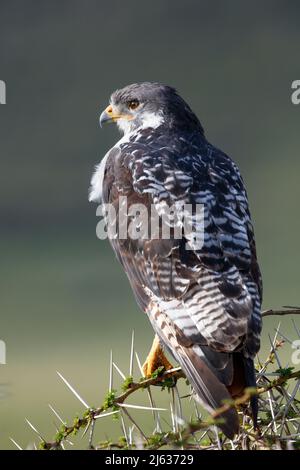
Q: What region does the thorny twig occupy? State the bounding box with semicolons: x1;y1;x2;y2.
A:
16;307;300;450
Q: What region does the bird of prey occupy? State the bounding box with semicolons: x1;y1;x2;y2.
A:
89;82;262;438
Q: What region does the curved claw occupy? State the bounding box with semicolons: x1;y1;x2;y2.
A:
142;335;173;377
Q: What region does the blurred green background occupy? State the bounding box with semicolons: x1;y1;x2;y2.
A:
0;0;300;449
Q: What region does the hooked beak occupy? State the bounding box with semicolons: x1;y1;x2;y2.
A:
99;104;132;127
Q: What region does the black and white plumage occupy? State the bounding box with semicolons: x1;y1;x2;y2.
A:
90;82;262;438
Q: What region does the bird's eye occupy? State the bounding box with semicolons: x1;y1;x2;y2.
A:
127;100;139;110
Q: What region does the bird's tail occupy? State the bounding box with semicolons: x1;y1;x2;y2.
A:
175;345;239;439
149;309;239;438
243;357;258;429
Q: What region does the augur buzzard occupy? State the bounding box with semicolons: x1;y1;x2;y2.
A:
89;82;262;438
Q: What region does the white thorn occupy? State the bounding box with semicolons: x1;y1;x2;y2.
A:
135;352;145;377
94;410;120;419
112;362;126;380
10;437;23;450
120;412;129;444
170;402;176;433
25;419;44;441
81;421;91;439
48;404;67;426
130;330;135;377
118;403;166;411
56;371;90;409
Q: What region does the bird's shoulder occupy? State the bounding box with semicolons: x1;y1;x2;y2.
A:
109;129;248;204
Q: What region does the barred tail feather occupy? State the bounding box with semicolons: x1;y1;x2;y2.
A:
177;346;239;439
149;307;239;438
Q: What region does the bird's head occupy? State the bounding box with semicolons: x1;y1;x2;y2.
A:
99;82;204;135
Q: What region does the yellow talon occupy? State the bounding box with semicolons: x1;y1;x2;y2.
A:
142;335;173;377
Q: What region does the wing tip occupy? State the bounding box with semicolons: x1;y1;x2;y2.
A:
218;407;239;439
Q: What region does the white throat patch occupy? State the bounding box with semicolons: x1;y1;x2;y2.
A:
140;112;164;130
117;111;163;135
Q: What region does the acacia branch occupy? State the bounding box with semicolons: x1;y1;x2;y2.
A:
38;306;300;450
41;367;184;449
41;364;300;450
262;306;300;317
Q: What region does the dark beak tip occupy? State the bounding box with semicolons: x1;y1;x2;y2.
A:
99;111;106;128
100;109;113;128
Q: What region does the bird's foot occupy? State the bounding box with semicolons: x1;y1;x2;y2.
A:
142;335;173;377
